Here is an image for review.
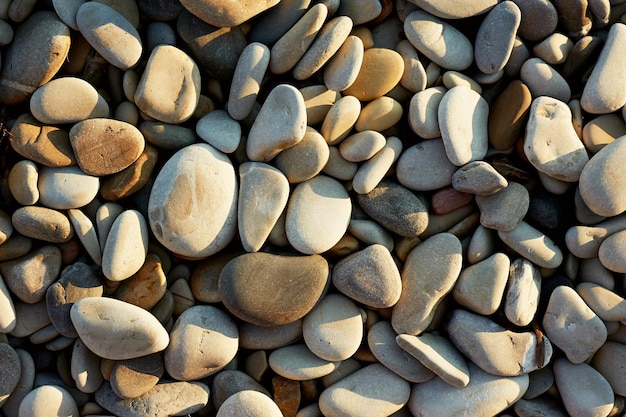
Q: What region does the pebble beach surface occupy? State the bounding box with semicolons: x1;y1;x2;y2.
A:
1;1;626;416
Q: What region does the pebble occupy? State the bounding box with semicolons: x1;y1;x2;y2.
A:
9;300;51;338
533;32;574;64
211;370;271;409
18;384;79;417
512;0;558;41
553;358;614;417
148;143;237;258
347;219;394;252
339;130;386;162
196;109;241;153
0;273;16;333
543;285;607;364
408;86;445;139
498;221;563;269
448;309;552;377
581;23;626;114
71;338;104;394
114;254;166;310
577;282;626;321
591;341;626;396
404;11;473;71
8;160;39;205
474;1;522;74
505;258;542;327
396;139;457;191
275;127;330;183
1;348;34;417
397;40;427;93
520;57;571;102
332;244;401;308
217;390;283;417
100;143;159;201
10;113;76;167
37;166;99;210
319;363;410;417
442;71;482;93
249;0;310;45
323;35;364;92
70;297;169;360
0;11;70;105
76;2;141;70
101;209;148;282
247;84;307;162
165;305;238;381
342;47;404;101
218;252;329;326
598;229;626;273
476;182;530;231
356;97;402;132
228;42;270;121
11;206;73;243
135;45;200;124
582;114;626;154
409;0;497;19
438;86;489;166
321;95;361;145
67;209;101;265
140;121;196;151
285;175;351;254
95;381;209;417
0;245;61;304
356;180;429;237
352;135;403;195
488;80;532;151
452;160;508;196
110;353;164;399
239;321;303;351
0;342;21;407
391;233;463;335
179;0;279;27
268;344;339;381
322;146;359;180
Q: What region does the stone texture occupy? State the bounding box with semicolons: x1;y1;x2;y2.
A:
275;127;330;183
505;258;542;327
217;390;283;417
71;338;104;393
228;42;270;121
18;384;79;417
324;35;364;92
511;0;558;41
408;0;497;19
102;210;148;282
0;342;21;407
582;114;626;154
592;341;626;396
321;95;361;145
8;160;39;206
408;87;445;139
38;166;99;210
396;140;457;193
577;282;626;321
114;254;167;310
489;80;532;151
110;353;164;399
498;221;563;269
520;58;571;102
211;370;271;410
452;161;508;196
0;245;61;304
553;358;614;417
476;182;529;231
11;206;73;243
10;113;75;167
0;273;16;333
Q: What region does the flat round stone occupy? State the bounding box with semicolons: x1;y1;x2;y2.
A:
268;344;339;380
196;110;241;154
342;47;404;101
397;139;458;191
38;166;99;210
0;245;61;304
275;127;330;183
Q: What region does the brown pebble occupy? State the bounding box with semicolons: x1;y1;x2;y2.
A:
273;375;301;417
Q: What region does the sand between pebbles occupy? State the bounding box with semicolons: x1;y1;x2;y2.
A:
0;0;626;416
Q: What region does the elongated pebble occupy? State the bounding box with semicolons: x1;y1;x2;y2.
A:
339;130;386;162
356;97;403;132
102;209;148;282
0;273;16;332
397;40;427;93
228;42;270;121
553;358;614;417
324;35;364;92
12;206;73;243
8;160;39;206
577;282;626;322
520;57;571;102
505;258;541;327
489;80;532;151
409;0;497;19
321;95;361;145
498;221;563;269
179;0;279;27
67;209;101;266
269;344;339;380
352;136;403;194
38;166;99;210
474;1;521;74
408;87;446;139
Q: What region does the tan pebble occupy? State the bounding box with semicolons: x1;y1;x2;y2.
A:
488;80;532;151
442;71;482;93
217;390;282;417
301;85;341;126
396;40;427;93
352;136;403;194
18;385;79;417
179;0;279;27
114;101;139;125
339;130;386;162
269;344;339;380
114;253;167;310
10;299;51;338
452;160;508;197
95;202;124;252
102;209;149;282
343;48;404;101
533;32;573;64
110;353;163;399
408;86;446;139
190;254;232;302
10;113;75;167
8;160;39;205
122;69;139;102
71;338;104;394
321;95;361;145
577;282;626;322
37;166;99;210
348;219;394;252
67;209;102;266
275;127;330;183
170;278;195;315
322;146;359;180
582;113;626;153
351;26;374;49
324;35;364;92
100;144;158;201
431;187;473;215
355;97;403;132
11;206;73;243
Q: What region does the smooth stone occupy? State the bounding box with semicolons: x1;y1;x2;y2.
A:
100;143;159;201
218;252;329;327
67;209;101;265
442;71;482;93
579;136;626;217
489;80;532;151
342;47;404;101
238;162;290;252
367;321;435;384
275;127;330;183
524;96;588;182
599;229;626;273
408;0;496;18
452;161;508;196
562;34;605;84
582;114;626;153
533;32;574;64
176;10;247;80
211;370;271;410
581;23;626;114
592;341;626;396
134;45;200;124
96;202;124;252
332;243;400;308
0;11;70;105
392;233;462;335
319;363;410;417
505;258;542;327
247;84;306;162
70;297;169;360
352;136;403;195
543;285;607;363
467;224;496;264
404;11;473;71
396;333;469;387
269;4;328;75
18;385;79;417
110;353;164;399
9;113;75;167
140;121;196;151
322;146;359;180
511;0;558;41
102;210;148;282
448;309;552;377
520;58;571;102
303;293;363;361
408;87;446;139
321;95;361;145
357;180;429;237
11;206;73;243
293;16;353;81
337;0;382;24
0;245;61;304
339;130;386;162
95;381;209;417
217;390;282;417
577;282;626;321
0;210;12;246
38;166;99;210
553;358;614;417
248;0;310;45
0;343;20;407
149;143;237;258
9;300;51;338
69;118;144;176
0;273;16;332
301;85;340;126
30;77;109;124
474;1;521;74
579;257;615;290
71;338;104;393
179;0;279;27
165;305;238;381
228;42;270;121
323;35;364;92
1;348;35;417
408;362;529;417
356;97;402;132
145;21;176;50
76;2;141;70
452;252;510;315
239;321;303;350
46;262;103;338
348;217;394;250
114;253;167;310
504;37;530;77
8;160;39;205
397;40;427;93
476;182;529;231
169;278;195;315
395;139;457;191
438;86;489;166
564;214;626;259
498;221;563;269
196;110;241;153
523;366;555;400
285;175;351;254
269;344;339;380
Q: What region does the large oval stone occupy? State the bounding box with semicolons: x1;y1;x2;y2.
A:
70;297;169;360
148;143;237;259
218;252;329;327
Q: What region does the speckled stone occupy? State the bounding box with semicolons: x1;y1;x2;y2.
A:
11;206;73;243
476;182;529;231
0;343;21;407
474;1;521;74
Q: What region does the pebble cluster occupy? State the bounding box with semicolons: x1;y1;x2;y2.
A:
0;0;626;416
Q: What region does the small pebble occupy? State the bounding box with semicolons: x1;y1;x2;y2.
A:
268;344;339;381
396;139;458;191
475;182;530;231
